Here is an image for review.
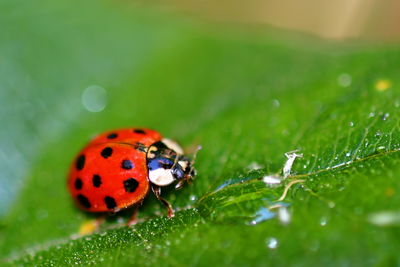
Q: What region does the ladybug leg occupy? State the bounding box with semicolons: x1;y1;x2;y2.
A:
151;185;175;218
127;206;140;226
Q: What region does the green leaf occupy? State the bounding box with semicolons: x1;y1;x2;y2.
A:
2;0;400;266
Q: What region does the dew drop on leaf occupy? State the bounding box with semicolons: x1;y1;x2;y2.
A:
81;85;107;112
266;237;278;249
382;113;390;121
272;99;280;108
262;175;281;186
368;211;400;226
337;73;352;87
377;146;386;152
278;206;291;225
248;207;276;225
247;161;264;171
320;217;328;226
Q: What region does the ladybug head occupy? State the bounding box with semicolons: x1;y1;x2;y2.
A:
146;139;198;188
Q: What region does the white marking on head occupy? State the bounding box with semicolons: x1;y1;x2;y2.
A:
178;160;188;170
162;138;184;154
149;168;175;186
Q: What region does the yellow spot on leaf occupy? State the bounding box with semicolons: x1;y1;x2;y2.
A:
375;79;391;91
79;219;99;235
385;187;395;197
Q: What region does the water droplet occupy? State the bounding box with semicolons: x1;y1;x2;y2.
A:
382;113;390;121
328;201;336;208
375;131;382;137
81;85;107;112
368;112;375;118
262;175;281;187
189;195;197;201
266;237;278;249
337;73;352;87
248;207;276;225
348;121;354;127
368;211;400;226
272;99;280;108
320;217;328;226
247;162;263;171
278;206;291;225
377;146;386;152
345;152;351;157
214;176;256;192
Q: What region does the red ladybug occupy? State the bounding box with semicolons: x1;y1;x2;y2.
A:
67;128;196;225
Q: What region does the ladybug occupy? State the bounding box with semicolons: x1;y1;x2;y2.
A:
67;128;197;225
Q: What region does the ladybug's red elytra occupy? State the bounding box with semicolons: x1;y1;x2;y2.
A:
67;128;196;225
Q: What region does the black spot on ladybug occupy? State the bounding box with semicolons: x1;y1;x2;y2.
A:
107;133;118;139
76;155;85;170
123;178;139;193
121;159;134;170
77;194;91;209
104;196;117;209
92;174;102;188
101;147;113;158
134;142;147;152
133;129;146;134
75;178;83;190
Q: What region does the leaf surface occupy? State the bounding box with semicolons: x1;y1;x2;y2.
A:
1;0;400;266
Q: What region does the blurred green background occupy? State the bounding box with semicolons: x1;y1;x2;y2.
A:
1;0;400;265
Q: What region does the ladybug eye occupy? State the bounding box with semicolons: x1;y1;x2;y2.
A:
172;166;185;180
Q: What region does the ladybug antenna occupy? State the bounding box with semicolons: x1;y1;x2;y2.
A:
189;145;202;174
